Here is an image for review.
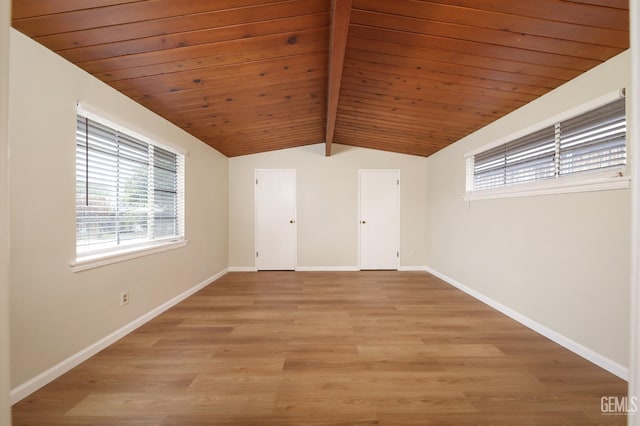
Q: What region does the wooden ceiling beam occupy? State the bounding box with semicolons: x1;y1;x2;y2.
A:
325;0;352;156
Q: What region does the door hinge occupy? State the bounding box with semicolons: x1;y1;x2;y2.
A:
256;251;259;258
256;179;258;184
397;251;399;257
397;179;400;185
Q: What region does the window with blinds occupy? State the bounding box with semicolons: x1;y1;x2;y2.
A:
76;115;185;257
558;98;626;175
467;97;626;192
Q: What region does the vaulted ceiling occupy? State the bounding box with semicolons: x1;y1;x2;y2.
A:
11;0;629;157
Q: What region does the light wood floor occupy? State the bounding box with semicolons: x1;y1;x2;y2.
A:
12;271;627;425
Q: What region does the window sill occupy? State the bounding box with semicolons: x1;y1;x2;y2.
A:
465;175;630;202
71;239;187;273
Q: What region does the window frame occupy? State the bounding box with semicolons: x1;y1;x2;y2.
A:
72;105;187;272
465;90;630;201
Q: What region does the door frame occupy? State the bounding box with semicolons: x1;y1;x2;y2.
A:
357;169;400;270
254;169;297;270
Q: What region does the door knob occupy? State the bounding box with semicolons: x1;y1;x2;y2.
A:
290;220;295;224
361;220;366;224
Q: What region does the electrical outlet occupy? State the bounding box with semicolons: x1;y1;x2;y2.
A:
120;291;129;306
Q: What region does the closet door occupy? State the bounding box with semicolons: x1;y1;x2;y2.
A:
255;169;296;270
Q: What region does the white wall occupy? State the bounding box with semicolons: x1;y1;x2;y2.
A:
8;30;229;389
630;0;640;420
427;51;631;368
229;143;428;269
0;0;11;424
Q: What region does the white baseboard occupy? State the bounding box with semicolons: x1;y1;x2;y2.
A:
295;266;360;272
10;268;229;405
229;266;360;272
398;266;428;271
228;266;257;272
424;266;629;381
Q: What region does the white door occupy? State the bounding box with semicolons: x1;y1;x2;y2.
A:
359;170;400;270
255;169;296;270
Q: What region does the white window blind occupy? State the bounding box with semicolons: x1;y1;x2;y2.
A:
76;115;185;257
474;126;556;190
468;97;626;192
559;98;626;175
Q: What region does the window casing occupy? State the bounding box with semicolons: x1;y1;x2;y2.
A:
75;114;185;260
466;96;627;197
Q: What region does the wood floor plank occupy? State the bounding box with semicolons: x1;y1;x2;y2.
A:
11;271;627;425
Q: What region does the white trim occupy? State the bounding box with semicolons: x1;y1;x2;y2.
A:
10;268;229;404
424;266;629;381
228;266;258;272
71;240;187;272
398;266;427;271
465;174;630;201
230;266;361;272
464;89;625;158
76;102;187;156
295;266;360;272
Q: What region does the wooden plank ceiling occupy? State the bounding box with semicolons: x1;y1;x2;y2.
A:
11;0;629;157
